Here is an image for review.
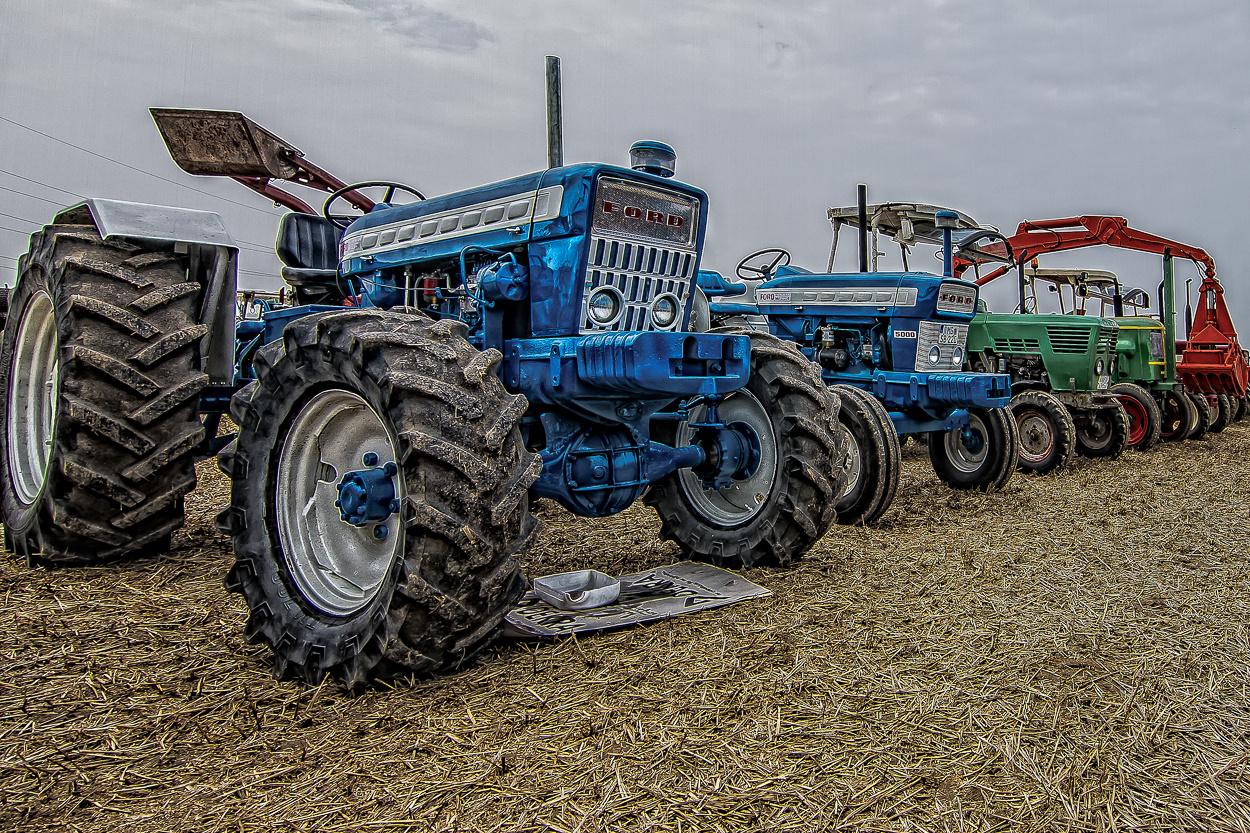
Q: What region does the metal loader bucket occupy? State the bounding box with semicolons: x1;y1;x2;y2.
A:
150;108;301;179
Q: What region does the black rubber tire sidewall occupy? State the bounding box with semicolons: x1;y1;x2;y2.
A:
646;331;844;568
1011;390;1076;475
220;310;537;688
928;406;1017;491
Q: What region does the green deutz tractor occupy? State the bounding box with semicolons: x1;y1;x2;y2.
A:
966;216;1231;451
963;302;1124;474
1020;267;1216;449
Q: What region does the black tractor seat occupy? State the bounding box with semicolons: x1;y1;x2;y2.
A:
276;213;345;305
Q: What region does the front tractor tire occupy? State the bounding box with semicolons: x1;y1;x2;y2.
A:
1;225;207;566
928;406;1019;492
1111;382;1162;452
217;311;539;688
1185;391;1211;440
646;331;846;568
1073;402;1130;459
1158;389;1195;442
829;384;898;526
1010;390;1076;475
1208;394;1232;434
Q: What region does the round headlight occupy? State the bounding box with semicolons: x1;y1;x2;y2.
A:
929;346;941;364
952;347;964;366
1095;359;1104;374
587;287;623;325
651;293;680;329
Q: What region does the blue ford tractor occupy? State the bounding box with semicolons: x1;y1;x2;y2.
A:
0;109;846;688
693;202;1017;525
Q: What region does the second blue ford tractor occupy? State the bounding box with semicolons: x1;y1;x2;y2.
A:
693;200;1017;526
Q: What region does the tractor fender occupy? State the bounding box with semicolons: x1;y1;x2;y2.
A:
53;199;239;386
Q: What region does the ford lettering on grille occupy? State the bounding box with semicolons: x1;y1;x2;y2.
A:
936;281;977;314
592;178;699;248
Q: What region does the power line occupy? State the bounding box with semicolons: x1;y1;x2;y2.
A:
0;167;83;199
0;184;68;206
1;225;33;236
0;114;282;217
0;210;38;225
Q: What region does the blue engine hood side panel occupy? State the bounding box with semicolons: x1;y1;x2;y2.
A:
344;171;551;231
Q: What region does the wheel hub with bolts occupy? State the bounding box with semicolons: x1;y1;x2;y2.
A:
944;415;989;474
335;456;401;536
1017;411;1055;462
676;390;778;526
275;389;402;617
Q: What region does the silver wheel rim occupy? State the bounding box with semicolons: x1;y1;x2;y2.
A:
840;428;863;503
1016;410;1054;463
676;390;778;526
944;413;990;474
275;389;401;616
7;291;59;506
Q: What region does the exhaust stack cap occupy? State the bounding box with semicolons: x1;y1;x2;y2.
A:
630;141;676;178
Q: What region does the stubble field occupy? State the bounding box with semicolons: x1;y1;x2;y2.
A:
1;424;1248;832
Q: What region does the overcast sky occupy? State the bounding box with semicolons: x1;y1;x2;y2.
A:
2;0;1248;333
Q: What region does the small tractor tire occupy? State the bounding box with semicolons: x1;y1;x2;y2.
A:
829;385;897;526
217;310;538;688
1010;390;1076;475
1;224;207;566
1111;382;1161;451
1185;391;1210;440
844;387;901;517
928;406;1019;492
1158;389;1195;442
647;330;845;568
1235;396;1248;422
1073;403;1130;459
1208;393;1232;433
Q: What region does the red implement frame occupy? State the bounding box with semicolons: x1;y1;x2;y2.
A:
956;216;1247;397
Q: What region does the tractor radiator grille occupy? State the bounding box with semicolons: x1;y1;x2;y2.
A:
581;234;696;334
1095;330;1118;356
993;337;1042;353
914;321;969;371
1046;326;1093;354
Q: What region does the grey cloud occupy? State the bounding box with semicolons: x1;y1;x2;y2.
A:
338;1;492;52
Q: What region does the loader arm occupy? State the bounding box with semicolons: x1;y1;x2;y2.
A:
959;216;1216;284
150;108;374;215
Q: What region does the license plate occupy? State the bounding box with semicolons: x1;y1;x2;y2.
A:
939;326;959;345
1097;375;1110;390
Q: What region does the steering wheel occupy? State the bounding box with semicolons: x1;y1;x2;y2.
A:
323;181;426;230
735;248;791;280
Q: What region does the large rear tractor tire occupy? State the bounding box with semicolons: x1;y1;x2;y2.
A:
217;311;539;688
1010;390;1076;475
1158;389;1195;442
1208;394;1232;434
1111;382;1161;451
646;331;845;568
0;287;8;331
1;225;207;566
928;406;1019;492
1073;403;1130;459
1185;391;1210;440
829;385;898;526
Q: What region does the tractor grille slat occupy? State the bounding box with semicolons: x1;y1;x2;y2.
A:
582;233;695;333
1046;326;1093;354
993;337;1042;353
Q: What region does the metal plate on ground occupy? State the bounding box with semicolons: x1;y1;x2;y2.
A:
503;561;771;638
